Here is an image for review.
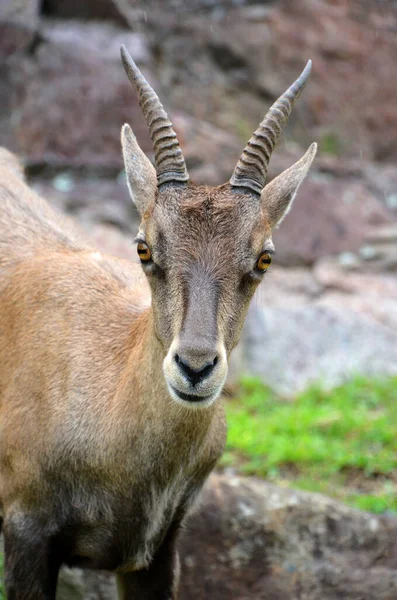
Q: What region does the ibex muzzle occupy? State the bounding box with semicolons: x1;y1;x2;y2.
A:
164;262;228;405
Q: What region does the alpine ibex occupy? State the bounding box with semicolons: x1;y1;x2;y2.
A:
0;45;316;599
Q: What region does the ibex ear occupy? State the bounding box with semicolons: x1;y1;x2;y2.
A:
121;123;157;216
261;143;317;229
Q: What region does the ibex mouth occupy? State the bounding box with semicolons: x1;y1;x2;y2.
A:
170;384;213;404
163;340;227;408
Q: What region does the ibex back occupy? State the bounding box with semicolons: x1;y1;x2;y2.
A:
0;46;316;599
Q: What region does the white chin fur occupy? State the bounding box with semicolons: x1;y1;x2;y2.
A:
165;381;221;410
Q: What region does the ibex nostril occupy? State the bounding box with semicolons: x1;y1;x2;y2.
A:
175;354;218;387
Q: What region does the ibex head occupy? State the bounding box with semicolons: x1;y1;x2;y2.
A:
120;45;317;408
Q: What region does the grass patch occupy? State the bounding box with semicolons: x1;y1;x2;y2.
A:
222;376;397;513
0;552;4;600
320;132;341;156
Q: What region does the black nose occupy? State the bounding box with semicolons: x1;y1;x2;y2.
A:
175;354;218;387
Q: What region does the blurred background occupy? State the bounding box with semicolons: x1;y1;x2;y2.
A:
1;1;397;598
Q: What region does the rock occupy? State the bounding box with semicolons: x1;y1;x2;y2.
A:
272;172;394;266
239;302;397;396
129;0;397;163
2;459;397;599
314;258;397;330
0;0;40;56
42;0;128;26
0;0;40;150
53;473;397;599
3;0;397;181
179;474;397;599
172;113;243;185
2;19;152;170
230;256;397;395
32;175;140;234
57;568;117;600
267;0;397;163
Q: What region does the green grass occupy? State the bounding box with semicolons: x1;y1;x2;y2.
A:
320;132;341;156
0;552;4;600
222;376;397;513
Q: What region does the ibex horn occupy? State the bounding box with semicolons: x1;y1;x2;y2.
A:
230;60;312;195
121;45;189;186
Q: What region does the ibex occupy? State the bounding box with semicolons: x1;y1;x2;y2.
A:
0;45;316;599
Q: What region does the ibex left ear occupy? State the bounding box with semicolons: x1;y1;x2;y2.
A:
261;142;317;229
121;123;157;216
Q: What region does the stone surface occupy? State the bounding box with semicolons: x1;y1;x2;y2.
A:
272;171;395;266
42;0;128;26
172;113;243;185
32;175;139;234
118;0;397;163
1;19;152;170
238;300;397;396
230;255;397;394
54;473;397;599
4;0;397;177
57;568;117;600
0;0;40;56
179;474;397;600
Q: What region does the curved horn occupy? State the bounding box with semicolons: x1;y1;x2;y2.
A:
230;60;312;195
120;45;189;186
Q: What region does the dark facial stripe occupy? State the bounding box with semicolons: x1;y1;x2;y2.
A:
178;263;219;359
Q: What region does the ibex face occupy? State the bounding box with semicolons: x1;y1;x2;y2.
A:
121;46;317;408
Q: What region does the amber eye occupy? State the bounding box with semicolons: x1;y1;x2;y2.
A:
137;242;152;263
256;252;272;272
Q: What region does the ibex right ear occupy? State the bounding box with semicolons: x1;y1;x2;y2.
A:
261;143;317;229
121;123;157;216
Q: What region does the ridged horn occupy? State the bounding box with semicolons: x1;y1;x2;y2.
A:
120;45;189;186
230;60;312;195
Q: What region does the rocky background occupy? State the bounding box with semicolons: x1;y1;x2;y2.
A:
1;0;397;598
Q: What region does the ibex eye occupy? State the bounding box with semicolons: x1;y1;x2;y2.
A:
137;242;152;263
256;252;272;272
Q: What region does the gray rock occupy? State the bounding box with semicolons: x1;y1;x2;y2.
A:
32;176;139;235
229;257;397;395
57;568;117;600
0;0;39;56
239;303;397;396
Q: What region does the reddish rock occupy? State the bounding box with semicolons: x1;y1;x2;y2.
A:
123;0;397;163
172;113;243;185
272;172;394;265
269;0;397;162
2;20;152;171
